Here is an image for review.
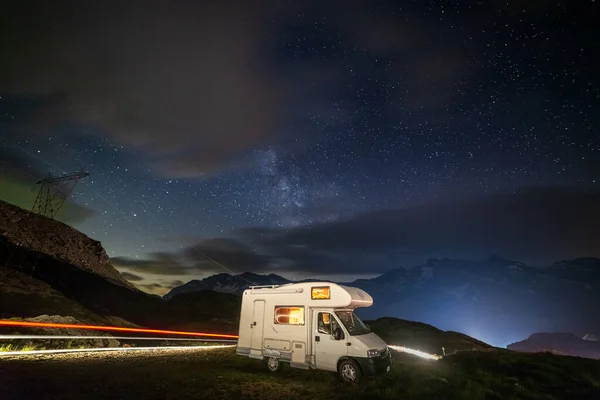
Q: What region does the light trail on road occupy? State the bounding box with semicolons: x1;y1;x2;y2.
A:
387;345;441;360
0;320;442;361
0;320;239;339
0;344;236;357
0;335;237;342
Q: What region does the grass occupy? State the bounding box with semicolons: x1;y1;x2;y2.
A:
0;343;43;352
0;342;91;352
2;346;599;399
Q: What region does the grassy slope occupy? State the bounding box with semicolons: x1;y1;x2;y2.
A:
1;347;599;400
0;267;108;323
162;290;242;333
368;317;493;356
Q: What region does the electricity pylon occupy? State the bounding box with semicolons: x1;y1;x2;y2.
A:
31;170;89;219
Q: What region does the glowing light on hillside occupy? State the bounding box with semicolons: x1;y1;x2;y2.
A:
387;345;441;360
0;344;235;357
0;320;238;339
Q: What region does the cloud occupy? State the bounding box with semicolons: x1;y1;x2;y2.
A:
111;252;190;276
137;282;168;296
182;238;272;272
111;186;600;280
119;271;144;282
244;186;600;267
0;1;282;177
116;269;184;295
165;280;185;288
112;240;272;278
0;1;493;177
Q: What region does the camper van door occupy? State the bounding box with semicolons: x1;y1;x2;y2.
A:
313;311;347;372
250;300;266;350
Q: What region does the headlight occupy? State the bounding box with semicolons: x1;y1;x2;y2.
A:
367;349;380;358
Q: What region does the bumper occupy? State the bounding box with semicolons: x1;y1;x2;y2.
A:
354;352;392;377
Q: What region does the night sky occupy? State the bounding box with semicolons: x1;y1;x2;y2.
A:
0;1;598;295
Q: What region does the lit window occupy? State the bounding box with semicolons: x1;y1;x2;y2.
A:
274;306;305;325
311;286;330;300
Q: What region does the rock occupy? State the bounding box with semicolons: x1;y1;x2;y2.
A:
0;200;133;289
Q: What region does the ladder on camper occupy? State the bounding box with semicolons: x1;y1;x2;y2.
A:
248;285;280;290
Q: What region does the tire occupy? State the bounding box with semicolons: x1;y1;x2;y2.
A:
338;359;362;384
266;356;283;373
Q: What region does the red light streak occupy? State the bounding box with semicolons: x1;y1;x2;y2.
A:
0;320;238;339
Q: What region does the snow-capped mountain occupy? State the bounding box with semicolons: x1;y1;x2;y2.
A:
164;272;291;299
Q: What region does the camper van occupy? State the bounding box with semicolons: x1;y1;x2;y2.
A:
236;282;391;383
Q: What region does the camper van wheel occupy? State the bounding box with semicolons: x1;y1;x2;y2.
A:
266;357;282;373
338;359;361;384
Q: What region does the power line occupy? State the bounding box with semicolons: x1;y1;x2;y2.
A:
31;170;89;219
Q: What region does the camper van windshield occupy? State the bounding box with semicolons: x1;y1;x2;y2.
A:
335;311;371;336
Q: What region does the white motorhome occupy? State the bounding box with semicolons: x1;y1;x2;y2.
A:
236;282;391;383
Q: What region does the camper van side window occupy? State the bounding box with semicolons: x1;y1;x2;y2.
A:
317;312;332;334
274;306;305;325
317;312;341;336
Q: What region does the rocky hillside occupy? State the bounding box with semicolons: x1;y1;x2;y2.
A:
0;200;132;288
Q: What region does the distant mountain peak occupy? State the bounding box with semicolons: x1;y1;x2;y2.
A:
552;257;600;268
426;258;440;267
509;332;600;360
163;271;291;299
583;334;599;342
487;255;525;267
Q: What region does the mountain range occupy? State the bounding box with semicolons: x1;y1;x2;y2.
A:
508;332;600;359
164;272;292;299
165;256;600;348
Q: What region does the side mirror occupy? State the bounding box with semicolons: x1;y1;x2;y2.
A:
333;327;344;341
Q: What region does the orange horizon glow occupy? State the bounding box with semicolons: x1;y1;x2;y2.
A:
0;320;239;339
